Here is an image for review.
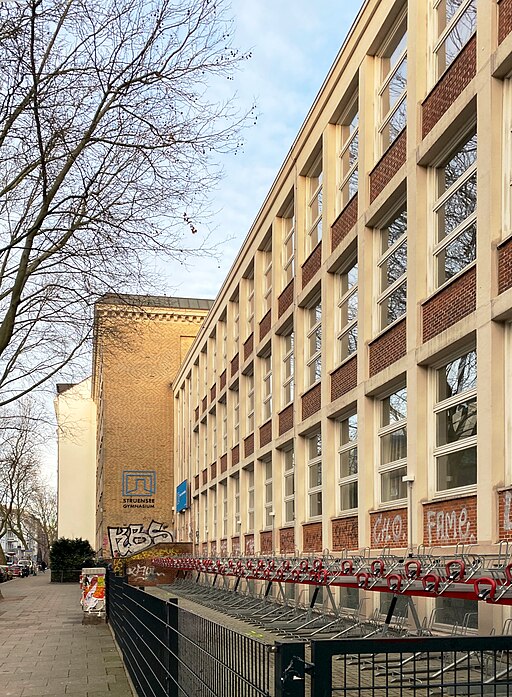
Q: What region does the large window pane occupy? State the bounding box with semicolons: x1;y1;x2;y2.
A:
436;446;476;490
436;398;477;445
381;466;407;502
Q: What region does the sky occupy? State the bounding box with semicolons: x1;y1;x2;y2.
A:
40;0;361;484
158;0;361;299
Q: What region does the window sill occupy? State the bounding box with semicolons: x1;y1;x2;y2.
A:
370;500;407;513
332;511;358;520
330;352;357;375
427;486;477;503
370;314;406;344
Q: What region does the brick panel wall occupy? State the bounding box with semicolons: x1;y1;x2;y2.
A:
220;453;227;474
279;527;295;554
244;333;254;362
370;508;408;548
303;522;323;553
332;516;359;551
498;489;512;540
422;266;476;342
331;195;358;252
499;0;512;44
278;404;294;436
201;395;207;413
244;433;254;457
220;538;228;555
210;462;217;479
202;468;207;485
244;533;255;555
230;353;239;377
423;495;477;546
194;406;199;422
260;531;273;554
210;383;216;402
302;242;322;289
220;370;226;390
259;420;272;447
498;237;512;294
231;444;239;466
422;35;476;137
369;318;406;377
231;536;240;555
194;474;199;491
259;309;272;342
369;128;406;202
331;356;357;401
201;542;208;555
302;382;321;420
210;540;217;556
278;279;295;318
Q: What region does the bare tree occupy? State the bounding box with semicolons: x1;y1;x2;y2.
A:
29;483;57;563
0;0;253;406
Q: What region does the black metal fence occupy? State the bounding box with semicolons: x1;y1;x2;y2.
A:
106;572;306;697
310;635;512;697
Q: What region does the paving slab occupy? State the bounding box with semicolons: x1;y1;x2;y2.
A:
0;573;134;697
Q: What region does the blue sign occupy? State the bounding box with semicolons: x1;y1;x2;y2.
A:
176;480;188;512
122;471;156;497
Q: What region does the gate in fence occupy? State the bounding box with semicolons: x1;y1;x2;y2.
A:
106;572;306;697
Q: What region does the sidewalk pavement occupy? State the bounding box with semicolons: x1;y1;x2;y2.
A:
0;572;134;697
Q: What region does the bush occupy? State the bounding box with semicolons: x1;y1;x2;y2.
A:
49;537;96;582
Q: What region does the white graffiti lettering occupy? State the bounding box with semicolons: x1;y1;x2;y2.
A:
108;520;174;558
372;513;404;546
426;507;472;545
504;491;512;532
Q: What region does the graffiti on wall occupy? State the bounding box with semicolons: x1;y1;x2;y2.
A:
108;520;174;558
425;507;474;545
503;490;512;532
371;510;407;547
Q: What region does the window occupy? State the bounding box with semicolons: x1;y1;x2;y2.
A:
247;374;254;434
306;301;322;387
283;449;295;523
221;403;227;454
306;154;323;253
282;331;295;405
202;491;208;537
433;0;476;80
263;241;272;313
337;260;358;362
233;389;240;444
378;387;407;502
233;474;240;531
283;202;295;285
378;13;407;153
264;461;273;528
212;414;217;461
212;486;217;540
247;277;255;336
232;295;240;346
377;206;407;329
308;432;322;517
435;597;478;629
434;350;477;492
337;96;359;213
434;131;477;287
338;413;358;512
221;481;228;538
262;354;272;421
247;467;255;531
339;587;360;610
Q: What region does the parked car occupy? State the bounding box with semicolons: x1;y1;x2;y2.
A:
18;559;36;575
9;564;22;577
0;565;13;582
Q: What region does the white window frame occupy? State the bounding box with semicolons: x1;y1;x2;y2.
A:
308;432;323;519
203;491;208;538
337;258;358;363
377;206;407;331
247;467;255;531
378;387;408;505
306;153;323;254
337;94;359;214
283;448;295;524
433;349;477;495
212;486;217;541
338;413;358;513
247;277;255;337
247;374;254;434
504;80;512;237
233;296;240;346
263;241;273;313
377;10;407;155
264;460;273;529
282;331;295;406
221;403;227;455
432;131;477;289
431;0;476;83
306;300;322;388
221;480;228;538
283;202;295;286
233;474;240;533
233;389;240;445
212;414;217;462
262;354;272;421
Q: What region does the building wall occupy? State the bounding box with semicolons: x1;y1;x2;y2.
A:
55;378;96;544
172;0;512;630
93;299;211;556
